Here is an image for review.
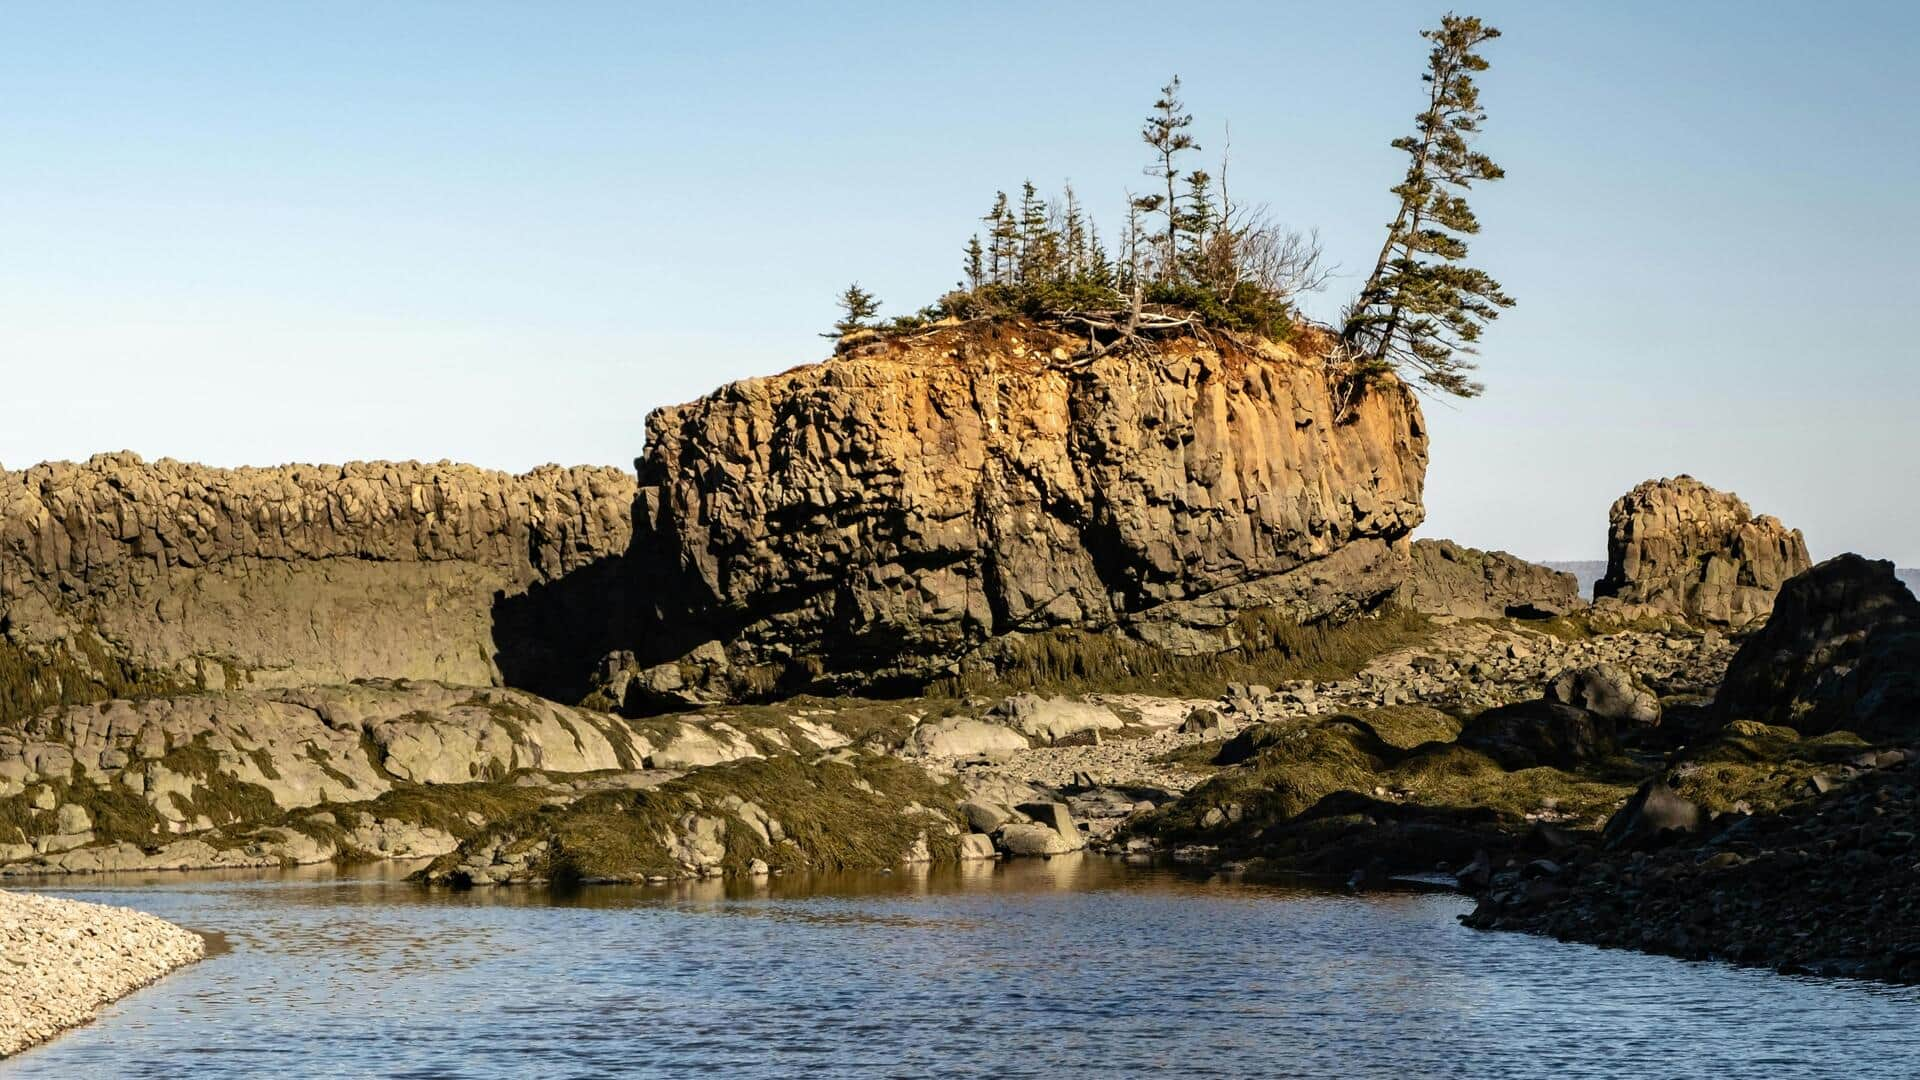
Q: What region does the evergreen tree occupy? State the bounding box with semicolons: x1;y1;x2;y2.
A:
963;235;985;290
1139;76;1199;283
824;282;881;338
985;192;1019;285
1061;183;1086;280
1342;14;1513;397
1017;180;1060;284
1085;220;1114;290
1179;169;1216;281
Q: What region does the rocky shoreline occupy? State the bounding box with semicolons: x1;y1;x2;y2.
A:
0;888;205;1058
3;319;1912;1003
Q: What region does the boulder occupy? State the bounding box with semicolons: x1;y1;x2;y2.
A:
1714;554;1920;737
1178;707;1225;737
996;801;1085;856
1458;700;1616;770
908;717;1029;761
994;696;1123;746
1544;664;1660;727
1602;780;1703;849
1594;475;1810;626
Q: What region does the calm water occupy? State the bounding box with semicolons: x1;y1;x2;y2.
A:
6;857;1917;1078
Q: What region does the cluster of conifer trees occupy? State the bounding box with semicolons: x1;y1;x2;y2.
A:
830;14;1511;399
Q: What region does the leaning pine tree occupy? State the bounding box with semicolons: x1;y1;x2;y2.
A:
1343;14;1513;398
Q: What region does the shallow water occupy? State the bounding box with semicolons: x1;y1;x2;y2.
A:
6;856;1916;1078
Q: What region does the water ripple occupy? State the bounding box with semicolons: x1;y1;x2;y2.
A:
6;857;1917;1078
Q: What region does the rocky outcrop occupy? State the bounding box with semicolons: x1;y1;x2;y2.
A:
1464;754;1920;983
0;454;636;703
621;323;1427;698
1714;554;1920;737
1593;476;1810;626
1399;539;1582;620
0;681;651;872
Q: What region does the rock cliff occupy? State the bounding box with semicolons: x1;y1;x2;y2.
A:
620;322;1428;699
1594;475;1810;626
0;454;635;706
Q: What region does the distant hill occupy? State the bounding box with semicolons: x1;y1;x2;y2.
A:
1544;560;1608;601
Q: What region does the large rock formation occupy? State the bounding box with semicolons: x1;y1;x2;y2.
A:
1594;475;1810;626
622;322;1428;696
1715;554;1920;737
1398;539;1582;620
0;454;635;704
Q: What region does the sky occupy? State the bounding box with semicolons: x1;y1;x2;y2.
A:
3;2;1915;563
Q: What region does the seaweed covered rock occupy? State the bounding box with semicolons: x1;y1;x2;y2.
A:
1457;700;1616;770
1594;475;1810;626
418;752;964;885
1715;554;1920;737
621;322;1428;697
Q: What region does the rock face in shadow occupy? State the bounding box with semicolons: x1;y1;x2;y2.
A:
1398;539;1582;620
1593;475;1810;626
1715;554;1920;737
623;322;1429;696
0;454;635;699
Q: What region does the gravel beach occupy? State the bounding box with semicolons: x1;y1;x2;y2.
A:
0;889;205;1058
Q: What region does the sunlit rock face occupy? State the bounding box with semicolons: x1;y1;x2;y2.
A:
1594;474;1810;627
626;321;1429;694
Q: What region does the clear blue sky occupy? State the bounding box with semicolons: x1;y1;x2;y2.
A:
3;2;1914;563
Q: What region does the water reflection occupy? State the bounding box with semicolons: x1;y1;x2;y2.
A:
7;858;1918;1079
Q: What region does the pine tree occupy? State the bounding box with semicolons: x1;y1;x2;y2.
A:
983;192;1016;285
1085;220;1114;290
1139;75;1199;283
1179;169;1216;282
963;235;985;290
1061;183;1086;281
1017;180;1060;284
824;283;881;338
1342;14;1513;397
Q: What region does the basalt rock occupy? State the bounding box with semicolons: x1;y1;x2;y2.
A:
1593;475;1810;626
1714;554;1920;737
1398;538;1582;620
620;323;1427;698
0;454;636;705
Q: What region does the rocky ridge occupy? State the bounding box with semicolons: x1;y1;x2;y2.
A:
0;454;635;701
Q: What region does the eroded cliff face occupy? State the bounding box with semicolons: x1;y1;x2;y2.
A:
625;322;1428;696
0;454;635;700
1594;475;1810;627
